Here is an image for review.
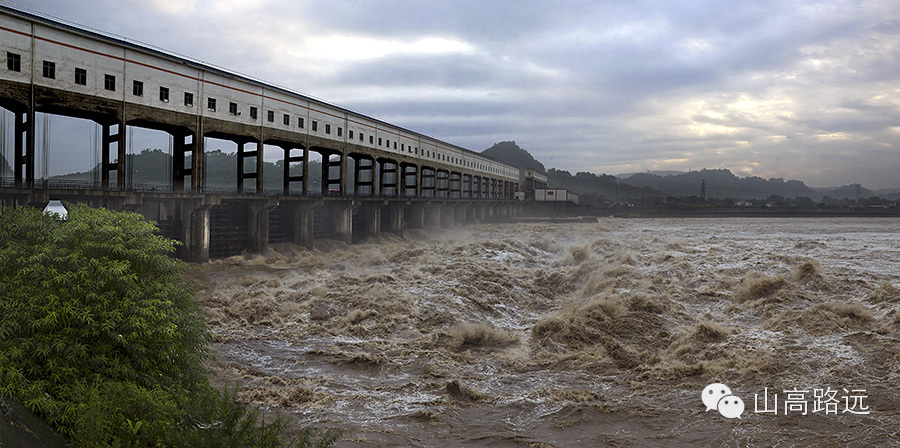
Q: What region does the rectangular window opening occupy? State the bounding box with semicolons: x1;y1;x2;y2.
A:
267;110;275;122
42;60;55;79
229;102;238;115
75;68;87;85
250;106;258;119
298;117;304;128
208;98;216;111
283;114;290;125
160;86;169;102
7;52;21;72
132;80;143;96
104;74;115;91
312;121;318;132
184;92;193;107
325;124;331;134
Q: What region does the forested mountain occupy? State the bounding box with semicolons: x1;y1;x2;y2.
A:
622;169;821;200
481;141;545;174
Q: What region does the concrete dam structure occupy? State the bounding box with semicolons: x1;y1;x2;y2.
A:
0;5;521;261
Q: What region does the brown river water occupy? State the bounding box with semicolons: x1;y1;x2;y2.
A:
193;217;900;447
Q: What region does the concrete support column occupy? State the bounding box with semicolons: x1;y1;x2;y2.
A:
247;198;278;254
425;202;443;228
287;199;322;250
386;202;405;236
359;201;386;240
173;132;194;192
192;133;205;193
461;204;473;224
406;203;426;229
13;109;34;187
439;205;455;228
101;122;125;190
181;197;218;263
339;152;349;196
116;123;127;190
413;165;422;198
256;141;265;194
331;200;358;244
301;148;310;195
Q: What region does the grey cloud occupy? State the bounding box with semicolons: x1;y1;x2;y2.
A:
8;0;900;188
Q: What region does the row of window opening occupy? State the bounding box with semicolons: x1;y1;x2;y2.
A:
8;53;503;173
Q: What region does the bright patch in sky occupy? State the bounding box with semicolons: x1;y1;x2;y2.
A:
307;35;476;61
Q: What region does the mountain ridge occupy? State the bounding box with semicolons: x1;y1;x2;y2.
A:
479;142;898;203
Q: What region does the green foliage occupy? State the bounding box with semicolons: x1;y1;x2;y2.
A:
0;205;338;447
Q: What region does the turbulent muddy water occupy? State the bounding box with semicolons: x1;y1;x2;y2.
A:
194;218;900;447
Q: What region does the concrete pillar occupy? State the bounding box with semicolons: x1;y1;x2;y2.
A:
331;200;358;244
439;205;454;228
181;197;218;263
287;199;322;250
301;148;309;195
14;109;34;187
116;123;127;190
237;141;246;193
101;123;111;189
386;202;405;236
256;140;265;194
247;198;278;254
412;165;422;198
192;132;205;193
339;152;349;196
425;202;443;228
359;201;386;239
173;132;193;192
406;203;426;229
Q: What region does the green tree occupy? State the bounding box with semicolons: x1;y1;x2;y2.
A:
0;205;338;447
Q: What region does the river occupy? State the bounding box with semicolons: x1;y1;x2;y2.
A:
194;217;900;447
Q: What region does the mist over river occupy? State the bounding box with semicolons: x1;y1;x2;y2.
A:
194;218;900;447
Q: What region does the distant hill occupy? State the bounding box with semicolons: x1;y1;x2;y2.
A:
481;141;546;174
622;169;822;200
812;184;872;200
617;170;686;178
547;168;664;203
51;148;323;191
874;188;900;200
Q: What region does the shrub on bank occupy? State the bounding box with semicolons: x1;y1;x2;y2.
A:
0;205;338;447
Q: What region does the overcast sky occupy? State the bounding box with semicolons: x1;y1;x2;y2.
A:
6;0;900;188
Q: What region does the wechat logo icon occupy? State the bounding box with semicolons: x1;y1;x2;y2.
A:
703;383;744;419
